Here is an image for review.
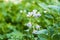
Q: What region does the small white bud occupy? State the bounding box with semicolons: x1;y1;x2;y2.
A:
33;9;37;13
36;24;41;29
26;22;32;28
37;12;41;16
27;12;32;17
20;10;23;13
44;11;47;13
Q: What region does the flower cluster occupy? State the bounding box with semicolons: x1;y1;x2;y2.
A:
27;9;41;18
26;22;41;28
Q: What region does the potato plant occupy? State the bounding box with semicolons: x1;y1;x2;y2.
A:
0;0;60;40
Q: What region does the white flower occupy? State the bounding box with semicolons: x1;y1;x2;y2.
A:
33;13;37;17
33;9;37;13
35;24;41;29
27;12;32;17
26;22;32;28
37;12;41;16
27;9;37;17
27;9;41;17
33;12;41;17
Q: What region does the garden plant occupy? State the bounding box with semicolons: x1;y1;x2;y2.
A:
0;0;60;40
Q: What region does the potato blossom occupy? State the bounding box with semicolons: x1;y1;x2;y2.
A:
27;9;41;18
26;22;32;28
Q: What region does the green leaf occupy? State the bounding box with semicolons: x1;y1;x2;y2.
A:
52;34;60;40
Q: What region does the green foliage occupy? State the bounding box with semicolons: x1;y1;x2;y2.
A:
0;0;60;40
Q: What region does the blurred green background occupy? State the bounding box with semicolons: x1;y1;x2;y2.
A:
0;0;60;40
